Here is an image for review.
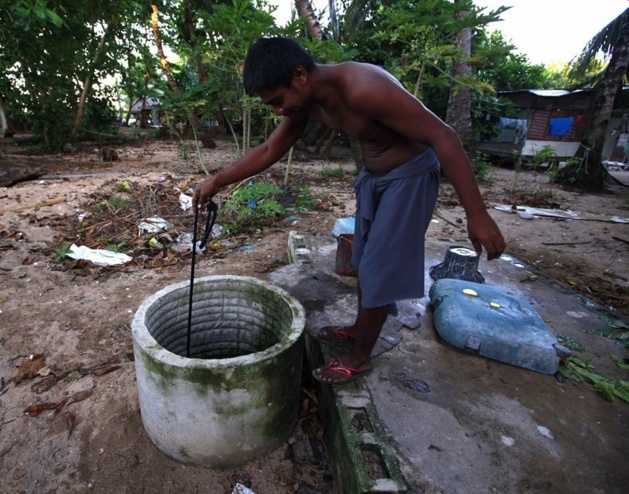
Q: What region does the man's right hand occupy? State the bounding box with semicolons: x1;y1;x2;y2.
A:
192;178;219;211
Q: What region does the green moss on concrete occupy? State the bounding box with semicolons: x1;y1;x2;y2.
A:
335;406;376;493
138;338;304;433
139;349;177;393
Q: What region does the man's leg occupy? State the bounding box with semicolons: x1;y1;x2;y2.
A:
313;282;388;384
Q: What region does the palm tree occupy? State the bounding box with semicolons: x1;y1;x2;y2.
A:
295;0;327;40
297;1;395;43
446;1;474;151
556;8;629;191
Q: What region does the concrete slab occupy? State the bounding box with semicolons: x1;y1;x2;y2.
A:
269;233;629;494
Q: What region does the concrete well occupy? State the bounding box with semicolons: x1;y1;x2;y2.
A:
131;275;306;467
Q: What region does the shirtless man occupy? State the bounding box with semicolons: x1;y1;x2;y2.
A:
193;37;506;385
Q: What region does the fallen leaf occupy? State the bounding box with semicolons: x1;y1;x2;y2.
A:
24;402;58;417
24;397;69;417
22;254;38;265
92;365;121;376
36;366;54;377
63;412;76;439
15;354;46;384
31;375;59;394
70;389;92;403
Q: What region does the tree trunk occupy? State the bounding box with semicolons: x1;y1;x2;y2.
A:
446;5;474;152
0;95;16;137
183;0;215;148
183;0;208;82
150;3;213;148
294;0;327;41
68;24;111;140
558;12;629;190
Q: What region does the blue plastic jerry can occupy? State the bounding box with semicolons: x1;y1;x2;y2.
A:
428;278;570;374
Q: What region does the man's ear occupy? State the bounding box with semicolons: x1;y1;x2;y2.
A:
293;65;308;86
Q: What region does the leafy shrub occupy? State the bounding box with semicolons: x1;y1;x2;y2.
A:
220;181;320;234
54;242;72;262
221;181;286;234
322;166;344;177
472;152;494;182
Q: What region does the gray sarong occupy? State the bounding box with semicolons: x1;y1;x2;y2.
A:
352;149;440;308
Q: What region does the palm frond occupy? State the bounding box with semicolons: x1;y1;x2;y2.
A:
572;7;629;75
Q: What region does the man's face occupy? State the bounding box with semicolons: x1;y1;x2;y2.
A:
258;67;310;122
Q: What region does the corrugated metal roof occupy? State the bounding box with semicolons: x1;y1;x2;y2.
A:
130;97;161;112
499;89;593;97
529;89;589;97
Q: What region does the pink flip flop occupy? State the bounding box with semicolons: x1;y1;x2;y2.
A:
314;326;357;344
312;358;372;385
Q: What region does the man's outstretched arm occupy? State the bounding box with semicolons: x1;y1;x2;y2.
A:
193;117;306;210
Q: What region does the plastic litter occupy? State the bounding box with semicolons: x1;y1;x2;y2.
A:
232;483;257;494
171;232;205;253
246;180;257;209
394;299;425;329
239;243;258;251
603;160;629;171
211;223;223;238
138;216;172;236
66;244;132;266
331;217;355;237
179;192;192;211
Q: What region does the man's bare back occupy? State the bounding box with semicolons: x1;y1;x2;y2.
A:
265;62;430;176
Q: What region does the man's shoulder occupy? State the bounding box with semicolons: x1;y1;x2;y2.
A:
337;63;400;102
333;60;376;74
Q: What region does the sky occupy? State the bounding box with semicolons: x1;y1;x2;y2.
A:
271;0;629;65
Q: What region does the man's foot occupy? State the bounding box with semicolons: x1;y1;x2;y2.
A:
314;326;357;344
312;357;372;385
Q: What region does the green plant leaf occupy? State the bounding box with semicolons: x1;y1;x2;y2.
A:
611;355;629;370
594;380;616;402
614;381;629;403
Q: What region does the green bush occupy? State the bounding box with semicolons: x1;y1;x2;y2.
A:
222;181;286;234
221;181;320;234
472;152;493;182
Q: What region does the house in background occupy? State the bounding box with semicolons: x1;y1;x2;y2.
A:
477;88;627;163
129;96;162;128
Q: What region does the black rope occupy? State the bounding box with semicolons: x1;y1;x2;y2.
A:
187;201;218;358
187;205;200;358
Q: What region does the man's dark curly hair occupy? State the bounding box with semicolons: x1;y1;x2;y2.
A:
243;37;315;96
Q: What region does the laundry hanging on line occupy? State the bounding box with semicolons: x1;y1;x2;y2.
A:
548;117;575;136
498;117;527;130
496;117;528;144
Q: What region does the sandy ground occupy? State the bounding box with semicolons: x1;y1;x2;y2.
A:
0;134;628;494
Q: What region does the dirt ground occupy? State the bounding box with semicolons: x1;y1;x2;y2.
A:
0;133;628;494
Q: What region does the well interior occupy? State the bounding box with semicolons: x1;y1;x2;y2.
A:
144;278;294;359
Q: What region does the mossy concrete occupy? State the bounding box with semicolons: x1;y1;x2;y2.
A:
132;275;305;467
274;233;629;494
304;334;407;494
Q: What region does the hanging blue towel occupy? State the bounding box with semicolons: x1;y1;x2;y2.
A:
548;117;575;136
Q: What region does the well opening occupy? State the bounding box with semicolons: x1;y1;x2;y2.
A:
132;275;306;467
144;277;295;359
